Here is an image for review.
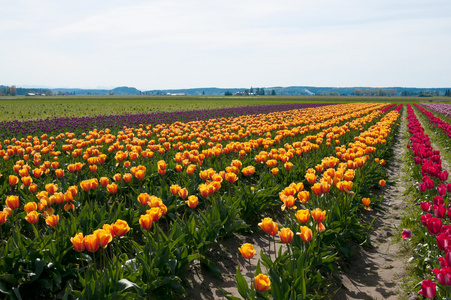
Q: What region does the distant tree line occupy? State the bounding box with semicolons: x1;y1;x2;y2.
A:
445;89;451;97
224;87;277;96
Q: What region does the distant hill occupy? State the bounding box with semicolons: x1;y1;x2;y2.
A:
1;85;450;97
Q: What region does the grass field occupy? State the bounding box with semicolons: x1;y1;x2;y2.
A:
0;95;441;122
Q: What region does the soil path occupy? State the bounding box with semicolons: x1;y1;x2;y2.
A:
331;107;412;300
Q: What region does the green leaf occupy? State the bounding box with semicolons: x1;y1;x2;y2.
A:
116;279;143;295
200;258;223;280
235;266;249;298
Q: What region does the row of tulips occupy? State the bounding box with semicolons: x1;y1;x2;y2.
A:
227;105;402;299
405;104;451;298
0;103;397;299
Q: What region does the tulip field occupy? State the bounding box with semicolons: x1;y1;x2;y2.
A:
2;99;451;299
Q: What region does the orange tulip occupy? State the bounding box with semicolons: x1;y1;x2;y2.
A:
103;224;115;238
29;183;38;193
54;168;64;178
33;168;43;178
295;209;310;223
112;219;130;237
113;173;122;182
71;233;85;252
6;196;20;210
279;228;293;244
284;162;293;170
238;243;255;259
138;193;151;206
139;214;153;230
147;207;163;222
170;184;181;196
100;177;109;187
297;191;309;204
259;218;275;234
0;211;7;225
123;173;133;183
8;175;19;185
186;195;199;209
67;164;76;173
176;188;187;199
94;229;112;248
135;170;146;181
379;179;386;187
25;211;39;224
21;176;32;187
64;203;75;211
242;166;255;176
45;183;58;195
311;183;323;196
316;222;326;232
45;214;59;227
107;183;118;194
24;201;38;213
311;208;326;223
305;173;316;185
271;168;279;176
225;172;238;183
298;226;313;242
254;274;271;292
84;234;99;252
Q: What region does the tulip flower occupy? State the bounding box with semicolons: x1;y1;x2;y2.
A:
295;209;310;223
170;184;181;196
379;179;386;187
418;279;436;299
254;274;271;292
297;191;309;204
402;228;411;239
238;243;255;259
420;201;431;212
0;212;7;225
6;196;20;210
107;183;118;194
94;229;112;248
137;193;151;206
24;202;38;213
123;173;133;183
25;211;39;224
298;226;313;242
186;195;198;209
311;208;326;223
84;234;99;253
259;218;275;234
100;177;109;187
71;233;85;252
178;188;189;199
45;214;59;227
147;207;163;222
112;219;130;237
8;175;19;185
279;228;293;244
139;214;153;230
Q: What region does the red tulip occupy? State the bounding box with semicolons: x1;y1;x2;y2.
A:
427;217;443;235
420;202;431;212
418;279;436;299
402;228;411;239
433;204;447;219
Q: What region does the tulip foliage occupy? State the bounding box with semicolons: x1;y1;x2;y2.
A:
0;102;402;299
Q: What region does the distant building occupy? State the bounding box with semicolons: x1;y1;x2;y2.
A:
26;93;36;96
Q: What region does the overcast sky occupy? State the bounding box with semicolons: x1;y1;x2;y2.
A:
1;0;450;90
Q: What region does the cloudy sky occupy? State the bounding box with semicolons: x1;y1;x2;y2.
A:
1;0;450;90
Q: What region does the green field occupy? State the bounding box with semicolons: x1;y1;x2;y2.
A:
0;95;441;122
